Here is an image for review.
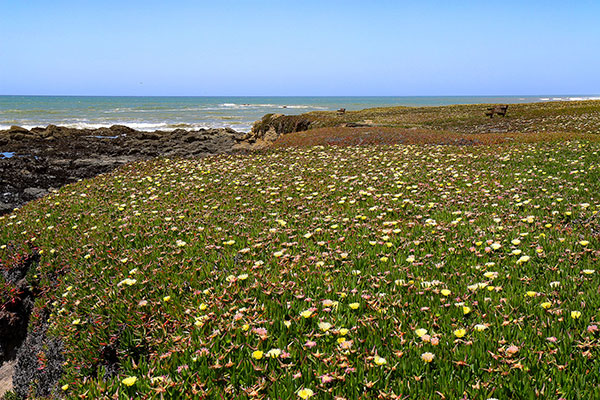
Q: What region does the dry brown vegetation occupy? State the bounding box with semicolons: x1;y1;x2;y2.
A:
272;126;600;148
268;100;600;148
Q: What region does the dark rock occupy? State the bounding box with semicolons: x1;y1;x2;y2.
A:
139;132;160;140
0;251;39;363
237;114;312;150
43;125;62;138
13;321;64;398
9;133;30;141
8;126;30;134
0;124;245;215
22;188;48;199
109;125;135;135
183;133;201;143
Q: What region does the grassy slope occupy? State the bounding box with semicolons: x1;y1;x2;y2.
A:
297;100;600;134
264;100;600;148
1;139;600;399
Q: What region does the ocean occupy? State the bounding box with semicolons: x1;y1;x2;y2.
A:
1;95;599;133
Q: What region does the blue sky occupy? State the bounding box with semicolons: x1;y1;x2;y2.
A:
1;0;599;96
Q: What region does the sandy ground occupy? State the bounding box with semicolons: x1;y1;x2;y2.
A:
0;361;15;397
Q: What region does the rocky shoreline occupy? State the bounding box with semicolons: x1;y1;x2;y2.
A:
0;124;248;214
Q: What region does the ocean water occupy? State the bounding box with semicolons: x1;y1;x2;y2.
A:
1;95;599;133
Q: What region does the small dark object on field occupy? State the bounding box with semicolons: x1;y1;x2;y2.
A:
337;108;346;114
485;105;508;118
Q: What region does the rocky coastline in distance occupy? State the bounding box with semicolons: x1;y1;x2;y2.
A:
0;124;256;215
0;112;314;215
4;98;599;216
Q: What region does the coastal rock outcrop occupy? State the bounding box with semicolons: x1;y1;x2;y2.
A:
0;125;247;214
235;113;313;150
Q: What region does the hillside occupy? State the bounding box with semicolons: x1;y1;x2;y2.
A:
1;138;599;399
242;100;600;148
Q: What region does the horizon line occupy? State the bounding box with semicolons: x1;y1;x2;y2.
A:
2;94;600;98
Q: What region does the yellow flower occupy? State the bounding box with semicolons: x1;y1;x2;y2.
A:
440;289;451;297
118;278;137;287
491;242;501;250
200;303;208;311
252;350;264;360
380;256;389;262
338;328;349;336
61;384;69;391
415;328;427;337
516;255;530;264
72;319;81;325
421;352;435;363
337;337;347;344
483;271;497;279
284;321;291;328
242;324;250;331
526;291;537;298
266;348;282;358
571;311;582;319
349;302;360;310
163;295;171;302
297;388;314;399
474;324;487;332
374;356;387;366
462;306;471;315
583;269;595;275
580;240;589;246
406;255;415;263
122;376;137;386
535;302;549;310
454;328;466;338
318;322;332;332
301;310;313;318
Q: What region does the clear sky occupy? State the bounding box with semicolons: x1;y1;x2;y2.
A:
1;0;599;96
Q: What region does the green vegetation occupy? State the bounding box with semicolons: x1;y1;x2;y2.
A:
1;139;600;399
255;100;600;136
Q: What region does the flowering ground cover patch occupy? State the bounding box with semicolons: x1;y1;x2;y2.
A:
1;140;599;399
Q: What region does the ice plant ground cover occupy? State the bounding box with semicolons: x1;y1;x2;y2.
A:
1;140;599;399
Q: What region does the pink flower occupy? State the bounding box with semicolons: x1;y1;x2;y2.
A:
546;336;558;343
320;374;334;384
506;345;519;355
587;324;598;333
177;364;189;373
252;327;268;337
431;337;440;346
197;347;209;356
305;340;317;348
